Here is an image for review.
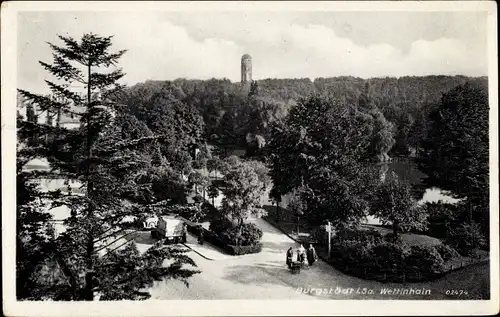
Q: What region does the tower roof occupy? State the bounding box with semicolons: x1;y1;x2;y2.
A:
241;54;252;60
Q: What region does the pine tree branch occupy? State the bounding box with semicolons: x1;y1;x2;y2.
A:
53;248;80;296
93;227;129;244
44;80;85;105
100;239;134;258
95;230;139;253
39;53;85;84
49;37;86;66
90;70;125;90
17;89;83;118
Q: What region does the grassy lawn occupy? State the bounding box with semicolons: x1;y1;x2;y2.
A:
363;224;442;247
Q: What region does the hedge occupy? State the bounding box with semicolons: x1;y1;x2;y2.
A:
434;244;460;261
186;223;262;255
445;223;486;256
225;243;263;255
328;229;450;282
220;223;263;246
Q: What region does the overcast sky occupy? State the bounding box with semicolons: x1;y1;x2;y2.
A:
17;10;488;93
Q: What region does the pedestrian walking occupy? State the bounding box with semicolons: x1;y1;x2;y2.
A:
197;225;204;245
297;244;306;266
286;247;294;269
306;243;318;266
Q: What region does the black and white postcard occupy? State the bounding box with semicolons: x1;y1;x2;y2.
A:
2;1;498;316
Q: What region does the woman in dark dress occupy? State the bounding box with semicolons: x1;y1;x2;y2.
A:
197;225;204;245
306;244;318;266
286;247;294;269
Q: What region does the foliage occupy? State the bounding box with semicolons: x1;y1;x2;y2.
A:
225;243;263;255
424;201;467;239
434;244;460;261
369;172;428;240
207;184;219;205
219;159;267;225
188;171;210;194
418;83;489;237
151;167;189;205
333;240;375;269
445;222;487;256
372;242;409;268
16;33;199;300
124;76;487;162
95;242;200;300
357;85;396;161
367;109;396;161
328;228;449;282
206;157;224;179
118;88;205;154
209;217;234;235
404;245;445;274
335;227;384;245
243;160;271;190
269;96;379;228
187;222;262;255
220;222;263;246
16;163;58;299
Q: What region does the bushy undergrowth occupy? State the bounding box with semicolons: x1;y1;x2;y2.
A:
434;243;461;261
220;223;263;246
194;217;263;255
445;223;486;256
329;228;451;282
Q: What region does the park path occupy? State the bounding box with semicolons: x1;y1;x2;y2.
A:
143;218;490;300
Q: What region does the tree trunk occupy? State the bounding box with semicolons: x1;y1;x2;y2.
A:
276;200;280;223
84;235;94;300
84;62;94;301
297;215;300;236
54;250;79;296
392;220;399;242
237;218;243;246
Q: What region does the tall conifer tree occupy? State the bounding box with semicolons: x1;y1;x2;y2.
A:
17;34;199;301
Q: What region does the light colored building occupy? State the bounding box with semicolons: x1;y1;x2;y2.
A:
241;54;252;83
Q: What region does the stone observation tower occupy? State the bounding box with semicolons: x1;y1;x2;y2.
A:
241;54;252;83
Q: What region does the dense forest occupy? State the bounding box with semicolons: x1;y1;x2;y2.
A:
119;75;488;159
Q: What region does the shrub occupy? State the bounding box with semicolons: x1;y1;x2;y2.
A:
127;216;144;229
203;229;227;249
372;242;408;270
220;223;263;246
445;222;486;256
324;227;458;282
225;243;263;255
200;202;218;217
405;245;445;274
334;240;374;269
311;226;328;246
336;227;384;245
209;217;234;234
192;194;204;204
434;244;460;261
425;202;462;239
176;204;205;222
